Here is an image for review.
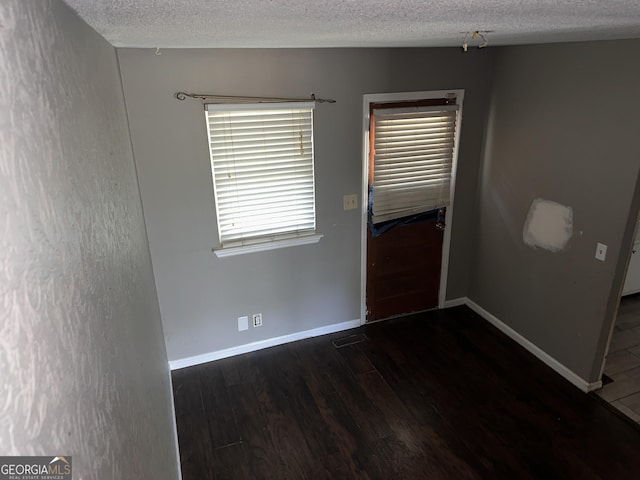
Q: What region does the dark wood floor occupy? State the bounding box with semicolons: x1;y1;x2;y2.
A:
172;306;640;479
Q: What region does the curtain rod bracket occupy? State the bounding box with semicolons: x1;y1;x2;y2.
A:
175;92;336;104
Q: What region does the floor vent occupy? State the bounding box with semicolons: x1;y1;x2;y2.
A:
332;334;367;349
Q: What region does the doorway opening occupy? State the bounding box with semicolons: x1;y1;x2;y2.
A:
360;90;464;324
596;213;640;424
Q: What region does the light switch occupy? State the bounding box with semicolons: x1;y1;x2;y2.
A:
343;194;358;210
595;242;607;262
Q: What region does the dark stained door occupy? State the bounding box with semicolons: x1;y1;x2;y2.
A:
365;97;454;323
366;219;443;322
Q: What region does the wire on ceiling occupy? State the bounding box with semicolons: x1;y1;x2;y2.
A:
462;31;490;52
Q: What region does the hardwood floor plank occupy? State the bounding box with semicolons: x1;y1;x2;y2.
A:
211;443;248;480
174;413;216;479
335;343;377;376
356;369;484;480
294;345;373;478
197;362;242;448
259;346;339;459
325;359;394;440
173;306;640;480
227;381;282;479
171;367;204;417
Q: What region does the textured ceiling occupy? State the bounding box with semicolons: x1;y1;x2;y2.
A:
63;0;640;48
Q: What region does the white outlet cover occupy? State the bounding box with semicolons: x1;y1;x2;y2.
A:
595;242;607;262
238;316;249;331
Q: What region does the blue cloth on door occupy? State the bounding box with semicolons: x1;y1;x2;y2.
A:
367;185;444;238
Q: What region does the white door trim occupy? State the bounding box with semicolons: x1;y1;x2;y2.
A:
360;90;465;325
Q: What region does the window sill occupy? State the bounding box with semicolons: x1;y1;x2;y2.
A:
213;233;323;258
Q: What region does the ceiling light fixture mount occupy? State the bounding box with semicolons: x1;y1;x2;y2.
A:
461;30;492;52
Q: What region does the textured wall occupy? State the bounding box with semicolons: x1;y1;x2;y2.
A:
0;1;180;478
117;47;492;363
470;39;640;382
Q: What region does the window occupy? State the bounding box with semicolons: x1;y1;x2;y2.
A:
206;102;322;257
369;98;461;224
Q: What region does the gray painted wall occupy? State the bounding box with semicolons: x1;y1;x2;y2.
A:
470;39;640;383
0;1;180;478
117;48;493;362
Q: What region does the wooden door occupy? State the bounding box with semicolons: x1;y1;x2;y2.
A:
365;96;455;323
366;219;444;322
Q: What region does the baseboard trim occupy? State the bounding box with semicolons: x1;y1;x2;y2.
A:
169;319;361;370
443;297;467;308
464;298;601;393
168;301;603;393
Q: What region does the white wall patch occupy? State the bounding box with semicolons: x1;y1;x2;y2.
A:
523;199;573;252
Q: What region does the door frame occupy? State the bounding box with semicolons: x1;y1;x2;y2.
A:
595;174;640;381
360;90;465;325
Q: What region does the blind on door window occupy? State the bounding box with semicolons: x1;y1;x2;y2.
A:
206;102;316;246
371;104;459;224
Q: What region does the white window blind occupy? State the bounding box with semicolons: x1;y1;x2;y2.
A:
371;104;460;224
206;102;316;247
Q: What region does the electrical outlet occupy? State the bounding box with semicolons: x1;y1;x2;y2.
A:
238;316;249;331
252;313;263;327
343;194;358;210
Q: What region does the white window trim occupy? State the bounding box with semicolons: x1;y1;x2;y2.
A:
360;90;464;322
213;233;323;258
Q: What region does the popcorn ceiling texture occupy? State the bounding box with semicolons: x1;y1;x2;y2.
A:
63;0;640;48
0;1;180;478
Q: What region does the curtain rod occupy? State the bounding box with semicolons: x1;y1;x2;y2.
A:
175;92;336;104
